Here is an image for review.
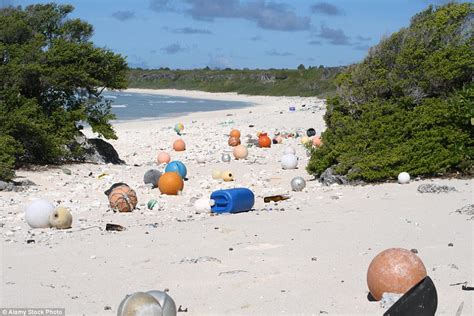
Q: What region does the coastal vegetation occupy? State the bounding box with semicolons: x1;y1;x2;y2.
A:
307;3;473;181
0;3;127;181
127;66;343;97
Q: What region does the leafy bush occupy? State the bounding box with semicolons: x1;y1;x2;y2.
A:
307;3;473;181
0;3;127;181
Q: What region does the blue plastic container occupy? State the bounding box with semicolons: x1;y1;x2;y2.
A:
210;188;255;214
165;161;187;179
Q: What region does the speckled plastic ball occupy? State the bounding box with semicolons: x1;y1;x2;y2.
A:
291;177;306;191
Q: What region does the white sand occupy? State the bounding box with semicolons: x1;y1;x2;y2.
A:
1;88;472;315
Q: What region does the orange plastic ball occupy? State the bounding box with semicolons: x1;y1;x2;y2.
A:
258;133;271;148
173;139;186;151
228;137;241;147
157;152;171;164
158;172;184;195
312;136;322;147
367;248;427;301
230;129;241;138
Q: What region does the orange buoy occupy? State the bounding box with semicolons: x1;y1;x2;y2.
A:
173;139;186;151
108;184;138;212
367;248;427;301
158;172;184;195
157;152;171;164
230;129;241;138
312;136;322;147
258;133;271;148
228;137;241;147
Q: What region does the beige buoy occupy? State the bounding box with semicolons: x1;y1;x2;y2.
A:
117;292;162;316
221;171;234;182
49;207;72;229
212;170;222;179
233;145;248;160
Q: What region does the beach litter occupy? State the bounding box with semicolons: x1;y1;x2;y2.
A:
105;223;126;231
233;145;248;160
144;169;162;188
291;177;306;191
398;172;410;184
263;195;290;203
382;276;437;316
117;290;177;316
172;138;186;151
106;183;138;213
367;248;428;301
306;128;316;137
210;188;255;214
49;207;72;229
147;199;159;210
165;161;187;179
417;183;456;193
193;198;215;213
221;153;231;162
158;172;184;195
157;152;171;164
24;199;55;228
281;154;298;170
367;248;438;315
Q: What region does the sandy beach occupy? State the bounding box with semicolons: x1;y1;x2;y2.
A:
1;88;472;315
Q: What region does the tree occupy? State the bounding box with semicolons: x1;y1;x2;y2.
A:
297;64;305;71
307;3;473;182
0;3;127;180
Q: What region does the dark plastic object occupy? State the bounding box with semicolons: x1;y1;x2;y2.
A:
306;128;316;137
104;182;128;196
210;188;255;214
384;276;437;316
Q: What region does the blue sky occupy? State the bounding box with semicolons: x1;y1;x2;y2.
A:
2;0;455;69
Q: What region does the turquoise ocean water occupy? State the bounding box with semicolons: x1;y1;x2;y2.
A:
103;91;252;121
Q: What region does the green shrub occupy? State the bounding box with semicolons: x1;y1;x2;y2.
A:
0;3;127;181
307;3;474;181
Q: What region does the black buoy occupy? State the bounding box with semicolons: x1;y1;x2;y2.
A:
306;128;316;137
384;276;437;316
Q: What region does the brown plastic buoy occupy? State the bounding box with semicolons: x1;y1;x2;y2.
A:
367;248;427;301
228;137;241;147
108;185;138;212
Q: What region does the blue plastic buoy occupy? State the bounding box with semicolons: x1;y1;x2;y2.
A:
210;188;254;214
165;161;187;179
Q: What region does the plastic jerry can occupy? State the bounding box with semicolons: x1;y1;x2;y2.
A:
210;188;255;214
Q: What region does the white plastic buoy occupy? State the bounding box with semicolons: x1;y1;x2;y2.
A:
25;199;55;228
281;154;298;170
398;172;410;184
194;198;215;213
283;146;296;155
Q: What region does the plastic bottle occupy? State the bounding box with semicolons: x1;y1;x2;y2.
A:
210;188;255;214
